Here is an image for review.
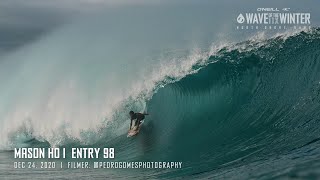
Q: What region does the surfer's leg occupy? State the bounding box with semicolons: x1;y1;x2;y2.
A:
137;116;145;126
134;119;140;126
135;119;142;126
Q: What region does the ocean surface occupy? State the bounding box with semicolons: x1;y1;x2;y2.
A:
1;28;320;179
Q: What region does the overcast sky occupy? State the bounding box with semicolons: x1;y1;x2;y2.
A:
0;0;165;52
0;0;319;54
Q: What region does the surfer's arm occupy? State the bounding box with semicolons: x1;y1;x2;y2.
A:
129;119;133;130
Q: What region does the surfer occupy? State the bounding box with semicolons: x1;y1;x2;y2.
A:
129;111;148;130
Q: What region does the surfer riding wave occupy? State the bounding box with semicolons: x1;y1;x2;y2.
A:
129;111;148;130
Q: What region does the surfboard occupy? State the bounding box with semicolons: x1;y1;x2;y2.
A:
127;121;143;137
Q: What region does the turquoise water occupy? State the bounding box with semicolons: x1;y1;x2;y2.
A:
1;29;320;179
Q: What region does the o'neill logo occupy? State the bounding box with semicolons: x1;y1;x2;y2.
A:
236;8;312;30
237;14;245;24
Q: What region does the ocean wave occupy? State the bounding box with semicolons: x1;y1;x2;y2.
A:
2;28;320;169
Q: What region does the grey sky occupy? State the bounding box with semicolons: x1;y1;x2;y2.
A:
0;0;319;54
0;0;166;52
